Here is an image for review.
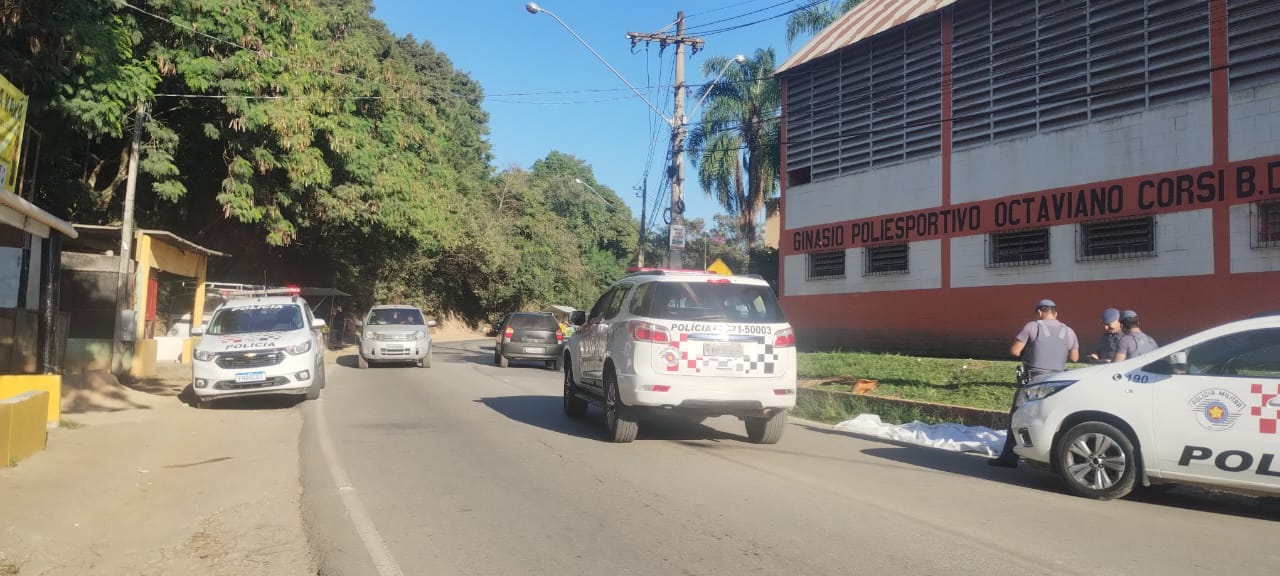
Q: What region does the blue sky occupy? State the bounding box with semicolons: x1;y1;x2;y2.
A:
371;0;798;229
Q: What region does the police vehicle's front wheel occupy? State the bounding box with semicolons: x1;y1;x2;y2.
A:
1054;421;1137;500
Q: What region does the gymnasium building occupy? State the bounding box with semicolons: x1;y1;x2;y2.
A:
775;0;1280;354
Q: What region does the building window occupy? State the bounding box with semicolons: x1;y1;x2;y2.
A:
987;228;1050;267
807;250;846;280
1076;216;1156;261
1253;200;1280;248
864;244;909;276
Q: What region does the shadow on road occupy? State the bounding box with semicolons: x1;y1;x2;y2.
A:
802;423;1280;521
178;383;305;411
476;395;741;442
334;354;421;369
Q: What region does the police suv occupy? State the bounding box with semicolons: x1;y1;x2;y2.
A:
190;287;327;408
562;268;797;443
1012;312;1280;500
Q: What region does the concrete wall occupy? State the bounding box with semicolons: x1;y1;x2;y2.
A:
783;240;943;296
785;155;943;229
1229;80;1280;162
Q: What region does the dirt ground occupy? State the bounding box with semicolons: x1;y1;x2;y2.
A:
0;331;486;576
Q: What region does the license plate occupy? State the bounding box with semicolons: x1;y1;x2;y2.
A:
702;342;742;357
235;371;267;383
524;347;545;354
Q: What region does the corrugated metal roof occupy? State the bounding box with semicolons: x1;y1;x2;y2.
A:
775;0;957;75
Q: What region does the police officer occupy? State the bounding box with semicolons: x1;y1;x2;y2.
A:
1112;309;1158;362
990;298;1079;468
1089;307;1123;364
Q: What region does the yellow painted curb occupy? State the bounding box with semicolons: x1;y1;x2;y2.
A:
1;390;50;466
0;374;62;428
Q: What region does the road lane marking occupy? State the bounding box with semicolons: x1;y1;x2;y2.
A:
315;397;406;576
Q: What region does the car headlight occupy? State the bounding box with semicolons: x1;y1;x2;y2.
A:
1020;380;1076;403
413;331;425;339
285;340;312;355
193;349;217;362
365;331;376;340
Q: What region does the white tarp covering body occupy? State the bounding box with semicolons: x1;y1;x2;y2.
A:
834;414;1005;457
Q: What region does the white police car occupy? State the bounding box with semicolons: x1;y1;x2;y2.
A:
562;268;797;443
1012;312;1280;500
190;287;327;408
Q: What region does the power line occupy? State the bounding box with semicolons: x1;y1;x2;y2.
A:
685;0;784;20
683;0;804;33
690;0;828;36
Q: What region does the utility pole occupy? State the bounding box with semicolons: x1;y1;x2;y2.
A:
628;12;703;269
111;101;146;375
637;179;647;267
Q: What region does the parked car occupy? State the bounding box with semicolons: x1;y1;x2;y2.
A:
358;305;435;368
1012;312;1280;500
190;286;326;408
494;312;564;369
562;268;797;443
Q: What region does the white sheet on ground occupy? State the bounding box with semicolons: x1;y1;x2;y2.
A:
834;414;1006;457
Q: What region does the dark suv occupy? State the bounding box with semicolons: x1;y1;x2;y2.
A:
494;312;564;369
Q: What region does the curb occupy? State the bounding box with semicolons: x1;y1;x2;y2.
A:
797;387;1008;429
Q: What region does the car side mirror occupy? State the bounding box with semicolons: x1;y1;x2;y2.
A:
1169;350;1188;374
190;326;204;337
570;311;587;326
427;320;437;328
312;318;327;329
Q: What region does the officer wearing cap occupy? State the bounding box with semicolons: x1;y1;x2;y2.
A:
1089;308;1123;364
1113;309;1158;362
991;298;1079;468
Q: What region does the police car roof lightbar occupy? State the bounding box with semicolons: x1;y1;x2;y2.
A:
221;285;302;299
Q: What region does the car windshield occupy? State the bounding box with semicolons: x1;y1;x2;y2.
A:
368;308;425;326
646;281;785;323
207;304;305;335
510;314;558;330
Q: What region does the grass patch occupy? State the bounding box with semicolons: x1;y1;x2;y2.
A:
59;418;85;430
0;559;19;575
792;388;947;426
799;350;1085;412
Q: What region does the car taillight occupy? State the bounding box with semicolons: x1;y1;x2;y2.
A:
556;329;564;343
503;326;513;341
773;328;795;347
630;320;670;343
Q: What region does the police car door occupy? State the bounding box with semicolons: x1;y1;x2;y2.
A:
580;286;618;384
1145;327;1280;489
589;284;631;387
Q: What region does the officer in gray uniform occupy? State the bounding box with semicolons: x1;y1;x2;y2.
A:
990;298;1080;468
1090;307;1123;364
1113;309;1158;362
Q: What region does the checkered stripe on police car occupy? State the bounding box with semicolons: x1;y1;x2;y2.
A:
677;344;780;374
1252;383;1280;435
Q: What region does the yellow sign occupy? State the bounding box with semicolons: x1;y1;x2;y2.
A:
706;258;733;276
0;74;29;193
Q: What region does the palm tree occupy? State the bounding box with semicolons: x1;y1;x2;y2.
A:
686;48;781;244
786;0;864;50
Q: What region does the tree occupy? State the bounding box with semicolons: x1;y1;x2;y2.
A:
686;48;781;245
786;0;864;50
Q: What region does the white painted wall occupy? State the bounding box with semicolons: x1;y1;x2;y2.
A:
950;209;1215;288
1229;203;1280;274
785;155;943;229
784;240;942;296
952;98;1213;204
1229;80;1280;162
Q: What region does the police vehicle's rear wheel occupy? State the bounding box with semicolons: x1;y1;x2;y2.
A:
563;361;587;418
604;370;638;443
745;411;787;444
1054;421;1137;500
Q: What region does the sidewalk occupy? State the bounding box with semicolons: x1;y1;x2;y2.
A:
0;365;314;575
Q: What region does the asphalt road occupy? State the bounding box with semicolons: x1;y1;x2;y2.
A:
301;340;1280;576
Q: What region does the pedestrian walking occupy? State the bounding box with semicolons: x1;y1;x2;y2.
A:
1112;309;1158;362
330;305;347;349
1089;307;1123;364
990;298;1079;468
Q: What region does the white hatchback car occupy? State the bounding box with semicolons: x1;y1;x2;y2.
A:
562;268;797;443
191;288;327;408
1012;313;1280;500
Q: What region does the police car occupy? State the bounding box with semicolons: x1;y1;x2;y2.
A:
562;268;797;443
190;287;327;408
1011;312;1280;500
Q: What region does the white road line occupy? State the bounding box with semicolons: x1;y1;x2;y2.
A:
314;396;406;576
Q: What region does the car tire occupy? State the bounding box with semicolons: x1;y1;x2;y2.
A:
563;362;587;419
306;381;321;400
1053;421;1138;501
195;397;212;409
421;352;431;368
546;359;560;371
604;369;638;443
497;352;509;368
318;366;327;388
745;411;787;444
357;354;368;369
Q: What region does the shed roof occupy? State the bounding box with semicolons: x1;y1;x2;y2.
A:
775;0;956;75
69;224;227;257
